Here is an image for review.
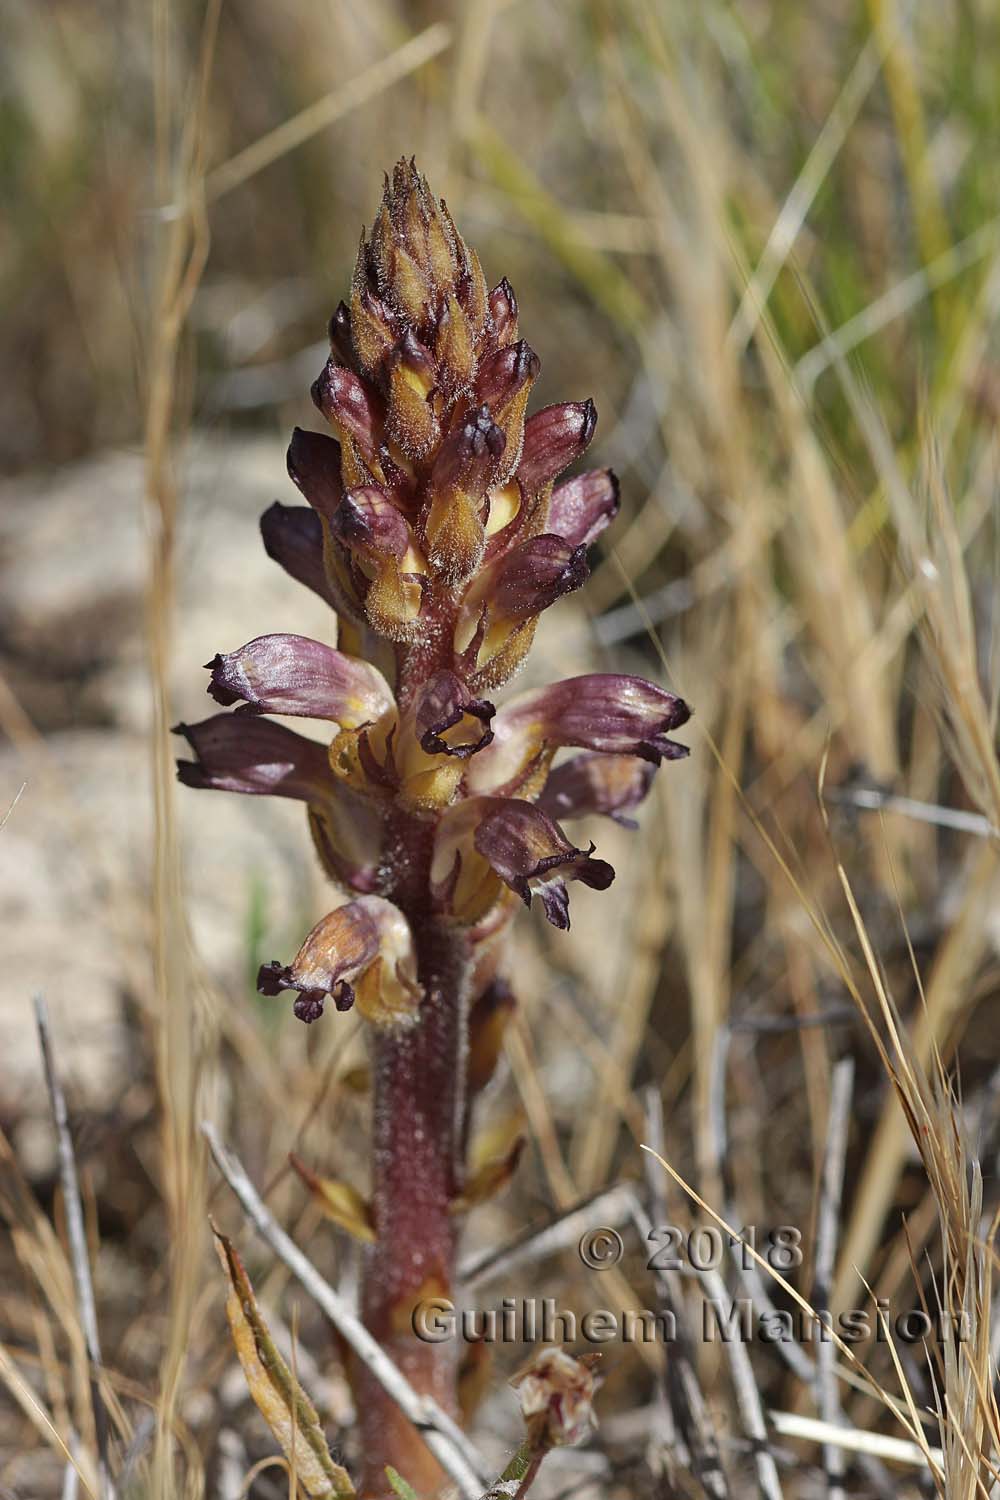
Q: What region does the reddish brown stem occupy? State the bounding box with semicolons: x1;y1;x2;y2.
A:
357;609;470;1496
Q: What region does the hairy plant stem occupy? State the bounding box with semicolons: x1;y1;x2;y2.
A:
358;589;470;1495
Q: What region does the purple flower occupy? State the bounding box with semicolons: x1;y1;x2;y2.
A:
259;897;420;1027
466;674;690;797
538;753;657;827
174;714;383;892
473;798;614;930
518;400;598;492
206;633;394;725
175;714;331;800
259;503;338;608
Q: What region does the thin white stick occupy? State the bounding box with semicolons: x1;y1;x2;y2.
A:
640;1087;684;1467
826;785;998;839
0;779;26;831
708;1028;815;1385
768;1410;943;1468
201;1121;489;1498
35;997;116;1500
459;1182;636;1287
814;1060;854;1500
61;1433;81;1500
688;1052;784;1500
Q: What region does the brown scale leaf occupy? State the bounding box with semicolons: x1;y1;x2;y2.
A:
451;1134;525;1213
290;1156;376;1243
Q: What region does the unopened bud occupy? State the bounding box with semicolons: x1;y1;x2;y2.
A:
489;277;518;345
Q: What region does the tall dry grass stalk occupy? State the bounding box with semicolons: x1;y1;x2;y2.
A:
145;2;220;1493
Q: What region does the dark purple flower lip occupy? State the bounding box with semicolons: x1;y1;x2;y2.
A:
414;670;495;760
420;704;494;759
257;966;355;1023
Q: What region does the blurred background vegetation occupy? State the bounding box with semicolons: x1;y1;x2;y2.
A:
2;0;1000;1495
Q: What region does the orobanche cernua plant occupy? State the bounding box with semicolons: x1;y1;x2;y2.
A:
177;161;690;1494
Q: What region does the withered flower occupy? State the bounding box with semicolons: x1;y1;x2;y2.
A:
178;160;688;1489
511;1347;600;1450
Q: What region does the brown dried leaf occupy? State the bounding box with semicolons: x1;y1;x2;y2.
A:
213;1228;355;1497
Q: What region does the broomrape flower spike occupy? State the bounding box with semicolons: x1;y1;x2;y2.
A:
177;159;690;1496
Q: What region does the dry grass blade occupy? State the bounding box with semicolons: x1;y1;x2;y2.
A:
0;1339;95;1496
212;1227;355;1498
34;996;116;1500
768;1411;943;1468
639;1144;945;1478
822;831;1000;1497
205;24;452;201
0;780;26;831
145;2;221;1492
628;1194;730;1500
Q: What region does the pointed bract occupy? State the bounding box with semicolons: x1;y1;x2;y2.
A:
489;278;518;345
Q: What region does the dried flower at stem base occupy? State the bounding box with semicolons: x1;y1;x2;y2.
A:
511;1346;600;1451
